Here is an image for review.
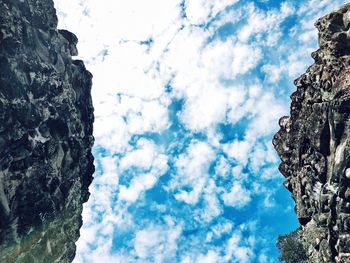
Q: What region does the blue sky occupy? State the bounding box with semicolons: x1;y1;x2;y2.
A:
55;1;348;262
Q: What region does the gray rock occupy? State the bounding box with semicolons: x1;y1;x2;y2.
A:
0;0;94;262
274;3;350;263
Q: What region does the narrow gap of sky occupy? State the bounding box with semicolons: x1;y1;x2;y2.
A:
55;0;348;262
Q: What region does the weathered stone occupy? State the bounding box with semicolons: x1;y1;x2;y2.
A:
274;3;350;262
0;0;94;262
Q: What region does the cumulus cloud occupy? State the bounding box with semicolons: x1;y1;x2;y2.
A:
172;141;215;205
225;232;253;263
222;182;252;208
231;43;262;76
185;0;239;25
55;0;349;262
133;225;181;261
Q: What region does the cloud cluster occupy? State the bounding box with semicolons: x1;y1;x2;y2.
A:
55;0;348;262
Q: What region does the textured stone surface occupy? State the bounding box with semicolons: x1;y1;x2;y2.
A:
0;0;94;262
273;3;350;263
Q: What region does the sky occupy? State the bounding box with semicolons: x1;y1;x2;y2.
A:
54;1;348;262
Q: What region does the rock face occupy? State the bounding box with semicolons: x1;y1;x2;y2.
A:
273;3;350;263
0;0;94;262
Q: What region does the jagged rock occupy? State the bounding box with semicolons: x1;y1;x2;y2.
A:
0;0;94;262
274;3;350;263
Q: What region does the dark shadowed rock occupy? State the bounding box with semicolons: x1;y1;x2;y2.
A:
274;3;350;263
0;0;94;262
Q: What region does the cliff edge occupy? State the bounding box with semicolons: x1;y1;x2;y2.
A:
0;0;94;262
274;3;350;263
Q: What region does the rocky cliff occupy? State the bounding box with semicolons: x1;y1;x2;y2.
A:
273;3;350;263
0;0;94;262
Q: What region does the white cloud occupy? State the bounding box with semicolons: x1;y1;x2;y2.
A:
94;115;129;153
222;182;251;208
225;232;254;263
172;141;215;205
249;140;279;174
201;179;222;222
56;0;182;49
185;0;213;25
55;0;349;262
195;251;220;263
223;140;251;164
237;2;294;45
246;93;285;139
262;64;283;83
133;225;182;262
214;156;230;178
180;85;228;131
119;139;159;170
119;140;168;202
210;221;233;239
185;0;239;25
119;173;157;202
231;43;262;76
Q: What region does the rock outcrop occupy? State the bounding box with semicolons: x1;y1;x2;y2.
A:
274;3;350;263
0;0;94;262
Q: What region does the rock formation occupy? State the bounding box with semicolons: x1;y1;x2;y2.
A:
0;0;94;262
274;3;350;263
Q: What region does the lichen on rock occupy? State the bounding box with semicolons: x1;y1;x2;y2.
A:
274;3;350;263
0;0;94;262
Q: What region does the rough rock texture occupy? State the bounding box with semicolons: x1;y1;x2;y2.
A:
0;0;94;262
273;3;350;263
